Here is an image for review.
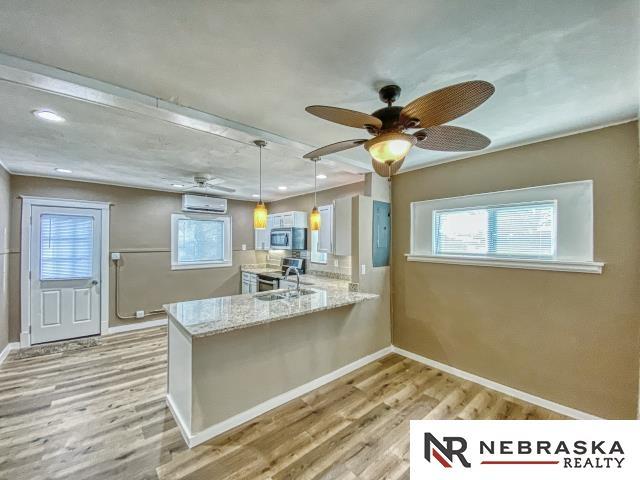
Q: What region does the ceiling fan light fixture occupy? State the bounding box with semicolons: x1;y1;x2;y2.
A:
364;132;416;165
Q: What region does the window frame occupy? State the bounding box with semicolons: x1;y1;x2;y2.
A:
407;180;603;274
170;213;232;270
432;200;558;259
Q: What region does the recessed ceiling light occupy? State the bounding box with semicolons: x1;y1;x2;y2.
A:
316;174;327;180
278;186;288;191
252;194;260;198
33;110;66;123
54;168;72;174
171;183;184;188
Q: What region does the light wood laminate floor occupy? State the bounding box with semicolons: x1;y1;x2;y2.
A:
0;327;566;479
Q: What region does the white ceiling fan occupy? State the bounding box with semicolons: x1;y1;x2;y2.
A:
181;173;236;194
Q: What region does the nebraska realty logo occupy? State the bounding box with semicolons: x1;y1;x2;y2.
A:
410;421;640;479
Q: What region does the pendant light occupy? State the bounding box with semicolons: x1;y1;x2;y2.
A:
309;157;321;231
253;140;268;229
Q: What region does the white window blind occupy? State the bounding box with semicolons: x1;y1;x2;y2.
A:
177;218;224;264
434;208;489;255
40;214;94;280
434;202;556;258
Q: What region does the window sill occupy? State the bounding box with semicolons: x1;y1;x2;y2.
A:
171;262;232;271
405;254;604;274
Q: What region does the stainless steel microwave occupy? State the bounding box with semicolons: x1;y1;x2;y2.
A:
270;228;307;250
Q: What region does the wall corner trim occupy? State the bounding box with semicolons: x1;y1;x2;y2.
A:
391;345;603;420
107;318;167;335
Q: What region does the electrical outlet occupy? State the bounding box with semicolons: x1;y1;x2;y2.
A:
135;310;145;319
111;252;121;261
360;264;366;275
241;244;247;251
333;259;339;267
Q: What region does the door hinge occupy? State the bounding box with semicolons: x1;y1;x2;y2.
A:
29;325;32;334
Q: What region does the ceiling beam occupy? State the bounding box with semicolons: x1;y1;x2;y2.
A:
0;52;371;174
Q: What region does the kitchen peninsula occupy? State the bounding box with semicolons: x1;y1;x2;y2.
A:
164;272;382;448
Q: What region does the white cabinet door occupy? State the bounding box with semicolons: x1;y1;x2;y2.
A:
281;213;294;228
242;272;257;293
293;211;308;228
255;228;269;250
268;214;283;229
317;204;334;253
333;197;352;256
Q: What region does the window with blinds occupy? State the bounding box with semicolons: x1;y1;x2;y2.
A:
177;218;224;264
171;213;232;269
40;214;94;280
433;202;556;258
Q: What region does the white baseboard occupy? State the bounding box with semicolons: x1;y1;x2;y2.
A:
171;346;394;448
107;318;167;335
391;346;601;420
0;342;20;365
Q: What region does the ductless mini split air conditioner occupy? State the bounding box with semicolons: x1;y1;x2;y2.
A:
181;194;227;214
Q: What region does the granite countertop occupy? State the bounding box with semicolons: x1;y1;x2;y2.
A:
164;274;378;338
241;266;279;275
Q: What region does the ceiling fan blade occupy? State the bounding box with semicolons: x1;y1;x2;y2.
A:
400;80;495;128
206;184;236;193
305;106;383;130
414;125;491;151
303;139;367;159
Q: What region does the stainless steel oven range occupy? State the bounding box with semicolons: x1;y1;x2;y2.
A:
256;257;305;291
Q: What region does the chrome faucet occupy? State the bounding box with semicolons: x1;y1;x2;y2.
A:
284;266;301;295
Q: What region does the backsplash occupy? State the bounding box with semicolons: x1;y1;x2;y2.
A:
265;249;351;279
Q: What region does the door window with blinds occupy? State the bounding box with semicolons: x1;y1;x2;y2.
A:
433;202;556;258
40;214;94;280
171;213;232;269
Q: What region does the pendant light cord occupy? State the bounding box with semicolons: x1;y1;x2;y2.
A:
314;159;317;205
259;145;262;203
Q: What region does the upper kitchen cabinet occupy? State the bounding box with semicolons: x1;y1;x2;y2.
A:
269;211;307;229
255;227;269;250
333;197;352;256
317;204;334;253
317;197;352;256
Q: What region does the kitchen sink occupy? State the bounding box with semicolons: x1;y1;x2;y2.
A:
254;289;316;301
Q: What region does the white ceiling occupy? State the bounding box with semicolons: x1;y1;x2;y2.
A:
0;81;363;200
0;0;637;197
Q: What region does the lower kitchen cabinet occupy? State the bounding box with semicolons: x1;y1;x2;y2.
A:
241;272;258;293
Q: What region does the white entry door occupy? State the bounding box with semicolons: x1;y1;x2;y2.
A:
29;205;102;344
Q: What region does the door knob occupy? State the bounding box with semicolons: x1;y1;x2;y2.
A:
91;280;99;286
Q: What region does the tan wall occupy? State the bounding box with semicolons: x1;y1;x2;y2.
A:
391;121;640;419
0;164;10;351
268;181;364;215
8;176;263;335
189;302;390;432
